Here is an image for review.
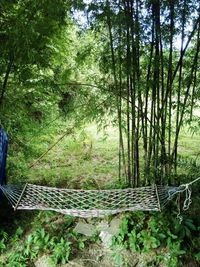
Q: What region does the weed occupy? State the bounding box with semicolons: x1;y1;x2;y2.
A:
0;230;8;252
111;212;192;266
51;238;71;264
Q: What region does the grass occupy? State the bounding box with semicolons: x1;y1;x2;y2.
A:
7;122;200;187
178;129;200;160
16;124;119;188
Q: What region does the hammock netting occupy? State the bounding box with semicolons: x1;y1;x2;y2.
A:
0;183;187;217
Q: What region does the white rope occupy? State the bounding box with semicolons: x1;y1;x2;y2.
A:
182;184;192;211
176;194;183;224
187;176;200;186
167;177;200;223
167;177;200;209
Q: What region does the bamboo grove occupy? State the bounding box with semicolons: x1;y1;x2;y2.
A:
1;0;200;188
87;0;200;187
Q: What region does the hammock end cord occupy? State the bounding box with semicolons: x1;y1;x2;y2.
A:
170;177;200;223
179;176;200;210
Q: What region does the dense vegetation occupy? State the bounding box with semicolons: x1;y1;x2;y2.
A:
0;0;200;266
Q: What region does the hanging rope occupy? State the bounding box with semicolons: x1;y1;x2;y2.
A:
168;177;200;210
167;177;200;223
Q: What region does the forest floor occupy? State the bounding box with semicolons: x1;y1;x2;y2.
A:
0;123;200;267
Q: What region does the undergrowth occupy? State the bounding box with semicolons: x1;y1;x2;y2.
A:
0;212;100;266
1;209;199;266
112;211;200;267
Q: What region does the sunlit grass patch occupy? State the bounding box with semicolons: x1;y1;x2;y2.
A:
11;124;119;189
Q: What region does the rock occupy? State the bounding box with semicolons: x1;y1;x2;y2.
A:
96;221;109;231
34;255;52;267
99;231;113;248
74;222;96;237
73;218;122;248
108;218;122;235
99;217;122;248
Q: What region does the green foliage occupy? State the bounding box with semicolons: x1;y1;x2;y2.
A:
112;248;125;267
195;252;200;261
174;217;196;239
0;230;8;252
0;210;102;266
51;238;71;264
111;212;199;266
0;0;69;67
1;225;71;265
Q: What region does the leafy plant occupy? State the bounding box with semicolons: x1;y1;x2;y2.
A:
174;217;196;239
23;227;51;259
112;246;125;267
111;212;190;266
51;237;71;264
0;230;8;252
195;252;200;261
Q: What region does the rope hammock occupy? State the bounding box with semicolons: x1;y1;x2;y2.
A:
0;177;199;218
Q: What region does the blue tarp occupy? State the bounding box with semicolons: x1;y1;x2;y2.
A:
0;128;8;186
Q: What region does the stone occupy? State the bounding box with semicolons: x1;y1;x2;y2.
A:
96;221;109;231
34;255;52;267
99;217;122;248
99;230;113;248
108;218;122;235
74;222;96;237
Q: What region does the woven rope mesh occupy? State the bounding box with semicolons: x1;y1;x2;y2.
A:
0;183;179;217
